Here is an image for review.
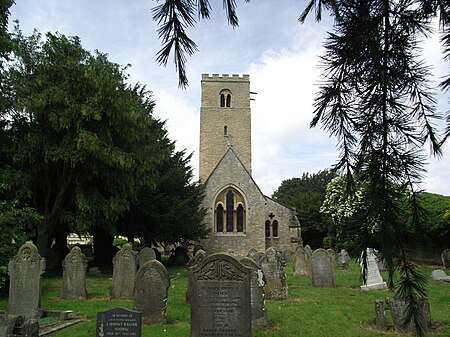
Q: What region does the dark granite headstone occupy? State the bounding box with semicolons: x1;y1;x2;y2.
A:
190;253;252;337
7;242;45;319
61;246;88;299
133;260;170;324
96;307;141;337
293;245;311;277
260;247;289;299
110;243;138;299
240;257;267;328
138;247;156;269
311;248;336;288
441;249;450;269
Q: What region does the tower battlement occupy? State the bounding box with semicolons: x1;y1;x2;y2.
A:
202;73;249;81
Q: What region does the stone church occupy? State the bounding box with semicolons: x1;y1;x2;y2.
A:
198;74;301;255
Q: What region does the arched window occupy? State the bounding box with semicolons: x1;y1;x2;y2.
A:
219;89;232;108
272;220;279;237
214;187;246;233
265;220;271;238
226;94;231;107
216;204;224;232
220;94;225;107
224;125;228;136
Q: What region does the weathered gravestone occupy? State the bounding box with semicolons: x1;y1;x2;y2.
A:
190;253;252;337
311;248;336;288
387;297;431;334
250;252;265;268
240;257;267;328
360;248;387;291
133;260;170;324
431;269;450;282
441;249;450;269
7;242;45;319
0;315;23;337
304;245;313;257
61;246;88;299
336;249;351;270
110;243;138;299
96;307;141;337
326;249;336;267
186;250;207;303
138;247;156;269
293;245;311;277
260;247;289;299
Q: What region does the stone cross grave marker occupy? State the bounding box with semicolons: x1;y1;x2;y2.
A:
293;245;311;277
360;248;387;290
137;247;156;269
190;253;252;337
240;257;267;328
311;248;336;288
133;260;170;324
336;249;350;270
7;242;45;319
61;246;88;299
110;243;138;299
260;247;289;299
96;307;141;337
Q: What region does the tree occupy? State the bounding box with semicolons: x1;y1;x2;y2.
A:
272;169;337;247
3;28;169;256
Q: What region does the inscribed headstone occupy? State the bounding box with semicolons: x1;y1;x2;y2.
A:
387;297;431;334
190;253;251;337
360;248;387;290
431;269;450;282
7;242;45;319
96;307;141;337
260;247;289;299
441;249;450;269
311;248;336;288
61;246;88;299
110;243;138;299
336;249;350;270
240;257;267;328
293;245;311;277
138;247;156;269
133;260;170;324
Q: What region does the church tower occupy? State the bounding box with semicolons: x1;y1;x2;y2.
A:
199;74;252;182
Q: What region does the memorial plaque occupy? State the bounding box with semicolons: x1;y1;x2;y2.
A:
190;253;252;337
96;307;141;337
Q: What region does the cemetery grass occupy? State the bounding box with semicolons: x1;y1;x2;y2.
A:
0;262;449;337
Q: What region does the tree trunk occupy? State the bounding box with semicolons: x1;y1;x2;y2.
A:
92;226;116;269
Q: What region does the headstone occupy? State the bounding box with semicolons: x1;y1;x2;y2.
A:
110;243;138;299
282;250;294;262
186;250;207;303
61;246;88;299
240;257;267;328
133;260;170;324
96;307;142;337
138;247;156;268
260;247;289;299
442;249;450;269
336;249;351;270
374;300;387;330
193;244;205;256
360;248;387;291
293;246;311;277
431;269;450;282
326;248;336;264
311;248;336;288
174;246;189;265
190;253;252;337
21;319;39;337
304;245;313;257
251;252;265;268
7;242;45;319
0;315;23;336
387;296;431;334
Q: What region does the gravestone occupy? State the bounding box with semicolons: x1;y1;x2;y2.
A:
133;260;170;324
61;246;88;299
190;253;251;337
251;252;265;268
282;250;294;263
387;297;431;334
374;300;387;330
186;250;207;303
442;249;450;269
7;242;45;319
311;248;336;288
293;245;311;277
240;257;267;328
193;244;205;256
360;248;387;290
336;249;351;270
431;269;450;282
260;247;289;299
326;248;336;266
304;245;313;257
110;243;138;299
0;315;23;337
96;307;142;337
174;246;189;265
138;247;156;269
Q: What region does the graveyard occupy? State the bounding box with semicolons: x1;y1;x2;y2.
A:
0;248;449;337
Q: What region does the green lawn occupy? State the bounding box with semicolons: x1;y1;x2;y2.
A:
0;261;449;337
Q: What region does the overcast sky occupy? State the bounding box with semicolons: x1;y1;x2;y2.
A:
9;0;450;196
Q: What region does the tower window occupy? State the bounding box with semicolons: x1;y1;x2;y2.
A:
219;89;232;108
226;94;231;107
214;187;246;234
224;125;228;136
220;94;225;107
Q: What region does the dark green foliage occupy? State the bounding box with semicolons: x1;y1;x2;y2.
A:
272;169;337;246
